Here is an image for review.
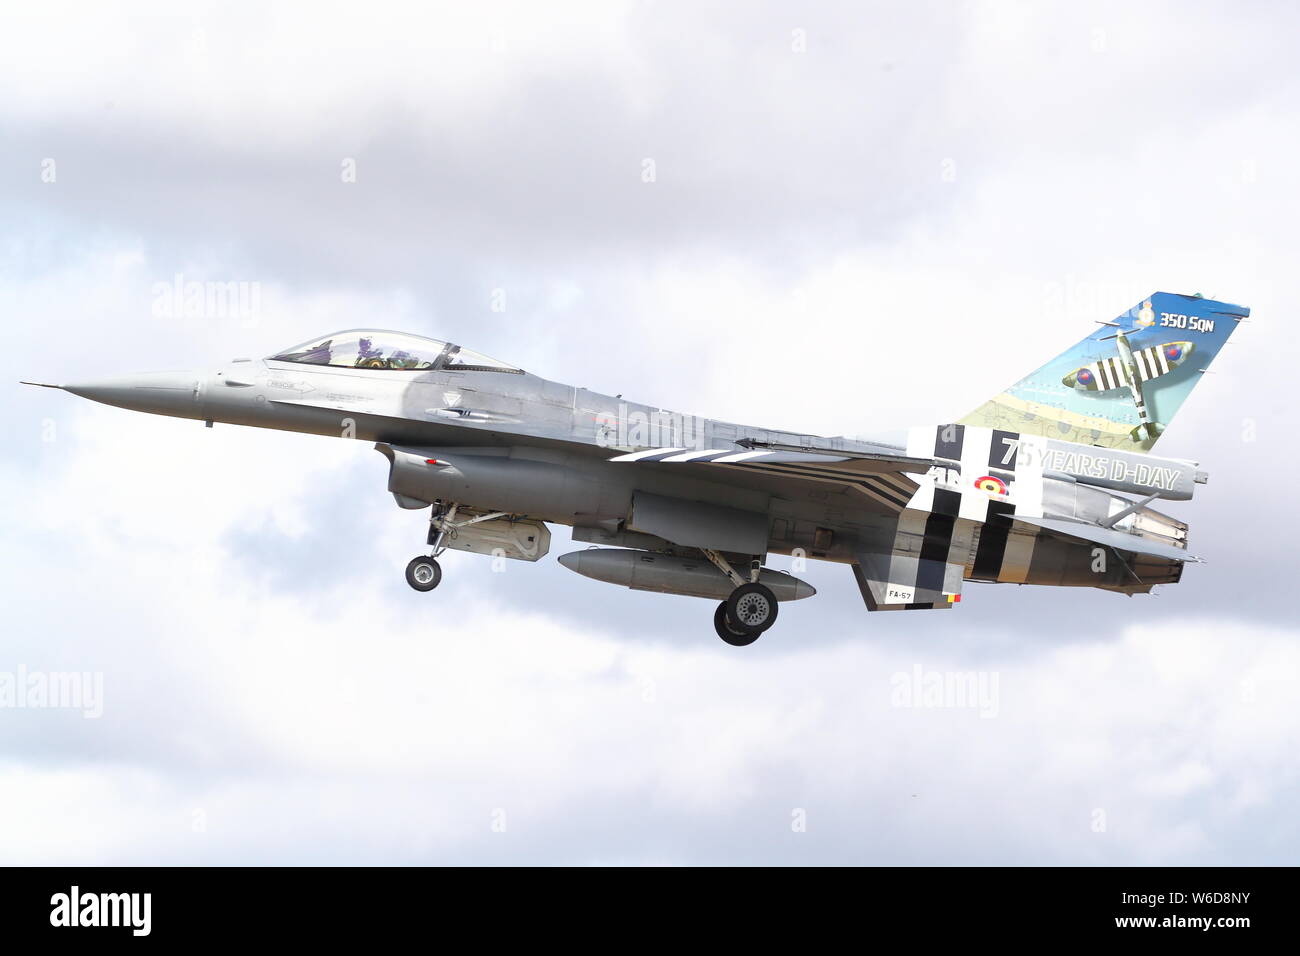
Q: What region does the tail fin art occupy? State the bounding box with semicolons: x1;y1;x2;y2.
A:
959;292;1248;452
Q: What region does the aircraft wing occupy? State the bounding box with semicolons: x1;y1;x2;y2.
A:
607;442;932;513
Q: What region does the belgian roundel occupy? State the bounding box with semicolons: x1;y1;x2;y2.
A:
974;475;1007;496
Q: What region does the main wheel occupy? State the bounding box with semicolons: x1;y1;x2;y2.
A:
714;602;760;646
726;582;778;635
405;555;442;592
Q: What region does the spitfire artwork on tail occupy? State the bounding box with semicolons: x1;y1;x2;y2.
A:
23;290;1247;646
1060;328;1195;443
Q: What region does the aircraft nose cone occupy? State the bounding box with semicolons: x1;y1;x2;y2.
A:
63;371;202;417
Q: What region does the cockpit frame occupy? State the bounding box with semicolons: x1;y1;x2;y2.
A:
268;329;523;374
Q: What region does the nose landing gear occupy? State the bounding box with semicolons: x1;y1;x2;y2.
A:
403;500;523;592
404;501;458;593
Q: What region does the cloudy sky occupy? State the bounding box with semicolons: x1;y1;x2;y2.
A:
2;0;1297;864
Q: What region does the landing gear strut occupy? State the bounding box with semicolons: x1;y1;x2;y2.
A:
404;501;458;593
702;549;779;645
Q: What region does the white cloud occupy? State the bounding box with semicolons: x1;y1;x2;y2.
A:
0;2;642;143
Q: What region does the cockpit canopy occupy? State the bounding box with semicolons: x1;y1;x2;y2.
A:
268;330;521;373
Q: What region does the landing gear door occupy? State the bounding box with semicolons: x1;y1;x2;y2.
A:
441;515;551;562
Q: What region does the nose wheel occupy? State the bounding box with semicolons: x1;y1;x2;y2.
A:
405;555;442;592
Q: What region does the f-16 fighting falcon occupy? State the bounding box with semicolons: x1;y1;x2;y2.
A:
23;291;1246;645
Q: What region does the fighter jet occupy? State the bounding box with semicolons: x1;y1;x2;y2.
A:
23;291;1247;646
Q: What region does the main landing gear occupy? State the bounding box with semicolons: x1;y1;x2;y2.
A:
702;549;780;646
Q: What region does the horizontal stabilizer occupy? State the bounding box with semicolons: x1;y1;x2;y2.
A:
1011;514;1199;563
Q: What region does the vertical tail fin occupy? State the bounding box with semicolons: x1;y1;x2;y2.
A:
959;291;1248;452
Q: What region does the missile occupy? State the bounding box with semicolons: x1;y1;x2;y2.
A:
558;548;816;602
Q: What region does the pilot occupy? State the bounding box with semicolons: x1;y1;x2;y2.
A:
355;336;388;369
